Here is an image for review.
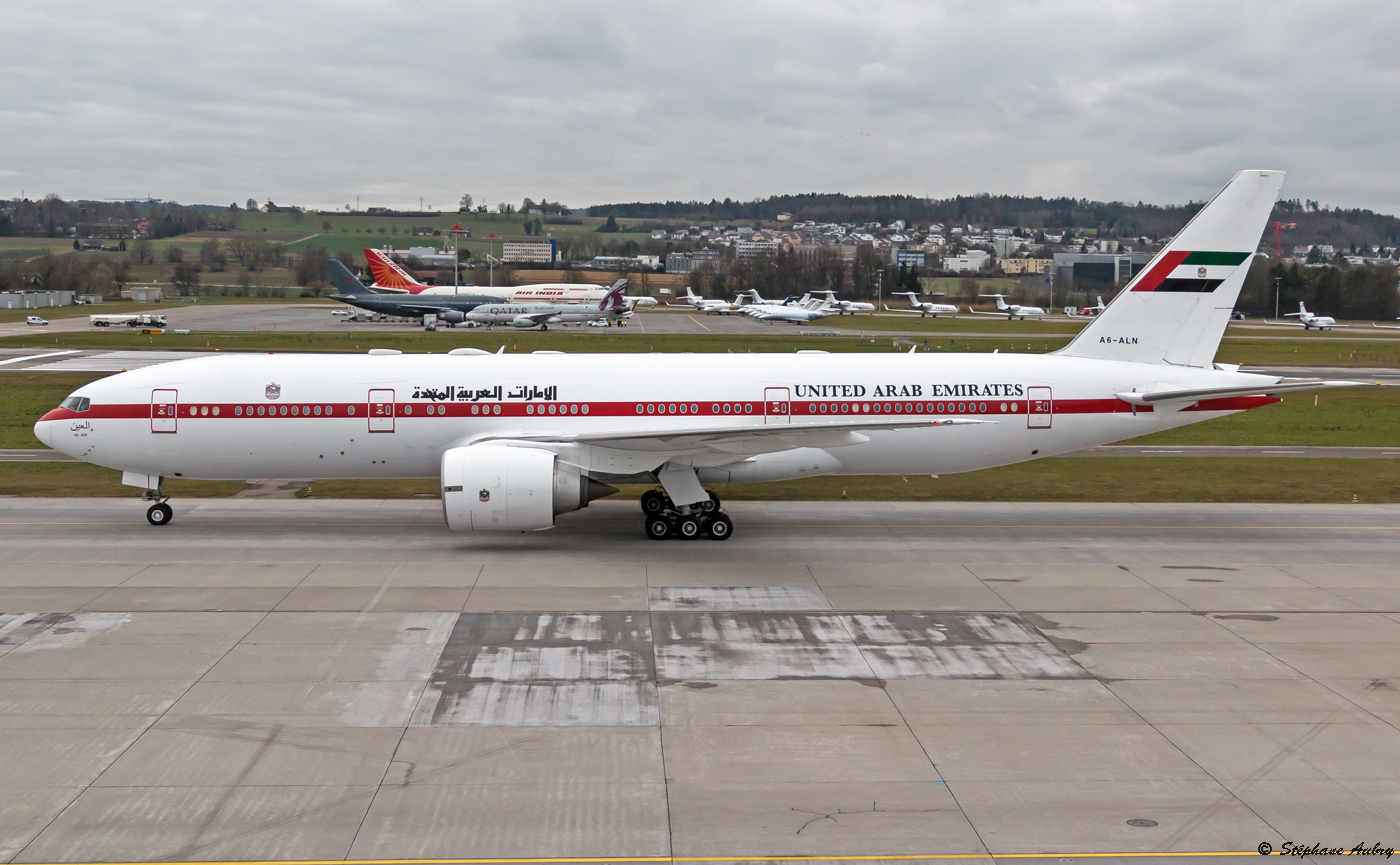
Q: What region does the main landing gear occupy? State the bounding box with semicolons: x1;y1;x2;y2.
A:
142;479;173;526
641;489;731;541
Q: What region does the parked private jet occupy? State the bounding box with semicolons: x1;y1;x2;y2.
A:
1282;302;1344;330
886;292;961;317
974;294;1047;320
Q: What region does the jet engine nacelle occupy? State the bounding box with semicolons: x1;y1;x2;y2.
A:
511;316;538;328
442;310;465;325
441;445;617;532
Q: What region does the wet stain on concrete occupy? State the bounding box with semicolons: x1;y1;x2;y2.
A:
414;609;1091;726
0;613;73;645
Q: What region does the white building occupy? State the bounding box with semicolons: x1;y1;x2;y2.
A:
735;240;781;260
501;240;558;265
941;250;990;273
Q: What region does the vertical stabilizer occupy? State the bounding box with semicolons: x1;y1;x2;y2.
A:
1059;170;1284;367
364;248;426;291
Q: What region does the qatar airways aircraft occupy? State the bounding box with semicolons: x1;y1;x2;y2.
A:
36;171;1363;539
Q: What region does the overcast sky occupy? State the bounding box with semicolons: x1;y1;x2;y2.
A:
4;1;1399;214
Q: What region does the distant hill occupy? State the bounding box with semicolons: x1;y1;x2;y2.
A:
590;194;1400;249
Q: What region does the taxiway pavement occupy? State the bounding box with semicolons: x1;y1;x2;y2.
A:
0;499;1396;862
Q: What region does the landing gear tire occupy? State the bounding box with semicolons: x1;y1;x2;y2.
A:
146;503;173;526
645;517;672;540
700;491;721;513
706;513;733;540
641;490;669;515
677;517;702;540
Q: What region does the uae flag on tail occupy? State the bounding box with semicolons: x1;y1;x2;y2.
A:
1130;250;1251;293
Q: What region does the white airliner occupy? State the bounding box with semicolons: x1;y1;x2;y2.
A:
974;294;1047;319
365;249;657;307
886;292;960;317
464;283;633;330
1282;302;1344;330
816;291;876;315
36;170;1365;540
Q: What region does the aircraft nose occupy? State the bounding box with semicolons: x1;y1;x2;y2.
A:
33;418;53;448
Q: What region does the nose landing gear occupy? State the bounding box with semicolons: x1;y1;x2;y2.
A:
141;478;173;526
640;488;731;540
146;503;173;525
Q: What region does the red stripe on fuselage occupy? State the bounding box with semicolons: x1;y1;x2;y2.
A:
35;394;1281;423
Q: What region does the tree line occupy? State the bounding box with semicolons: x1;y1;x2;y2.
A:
0;196;241;239
591;194;1400;249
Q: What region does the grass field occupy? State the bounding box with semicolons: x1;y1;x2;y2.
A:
8;325;1400;367
0;462;245;497
0;328;1077;355
287;457;1400;503
2;458;1393;502
822;314;1086;334
1;374;103;447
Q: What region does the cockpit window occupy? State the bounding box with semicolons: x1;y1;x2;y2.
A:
59;397;90;412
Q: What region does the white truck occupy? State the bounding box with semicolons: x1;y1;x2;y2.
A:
89;314;168;328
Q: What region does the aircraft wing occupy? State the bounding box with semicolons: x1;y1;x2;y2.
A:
881;304;929;314
1372;322;1400;330
390;300;478;316
470;416;993;455
1116;379;1370;406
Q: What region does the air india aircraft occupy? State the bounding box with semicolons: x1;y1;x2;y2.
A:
364;248;656;307
36;171;1363;539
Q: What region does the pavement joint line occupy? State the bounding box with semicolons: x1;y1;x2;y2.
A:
3;521;1400;530
8;851;1271;856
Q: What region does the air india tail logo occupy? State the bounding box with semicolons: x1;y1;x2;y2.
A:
364;250;421;290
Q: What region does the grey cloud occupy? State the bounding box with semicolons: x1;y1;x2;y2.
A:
2;0;1398;212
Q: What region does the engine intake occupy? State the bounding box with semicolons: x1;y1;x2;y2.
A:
441;445;617;532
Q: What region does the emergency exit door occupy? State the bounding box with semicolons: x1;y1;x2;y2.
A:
1027;386;1053;429
368;389;395;432
151;389;178;433
764;387;790;424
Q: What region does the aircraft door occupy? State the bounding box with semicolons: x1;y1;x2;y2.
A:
1027;386;1053;429
764;387;790;424
368;389;396;432
151;389;178;434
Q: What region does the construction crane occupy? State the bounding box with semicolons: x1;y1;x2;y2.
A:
1267;221;1298;258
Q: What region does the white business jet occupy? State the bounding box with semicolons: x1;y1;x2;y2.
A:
748;297;836;323
671;286;737;314
886;292;960;317
1282;302;1344;330
36;170;1367;541
974;294;1046;320
816;291;876;315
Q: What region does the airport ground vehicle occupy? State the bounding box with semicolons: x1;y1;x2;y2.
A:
36;171;1363;535
89;314;167;328
26;316;48;326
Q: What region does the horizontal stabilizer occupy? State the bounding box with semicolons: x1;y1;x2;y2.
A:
1116;379;1370;406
